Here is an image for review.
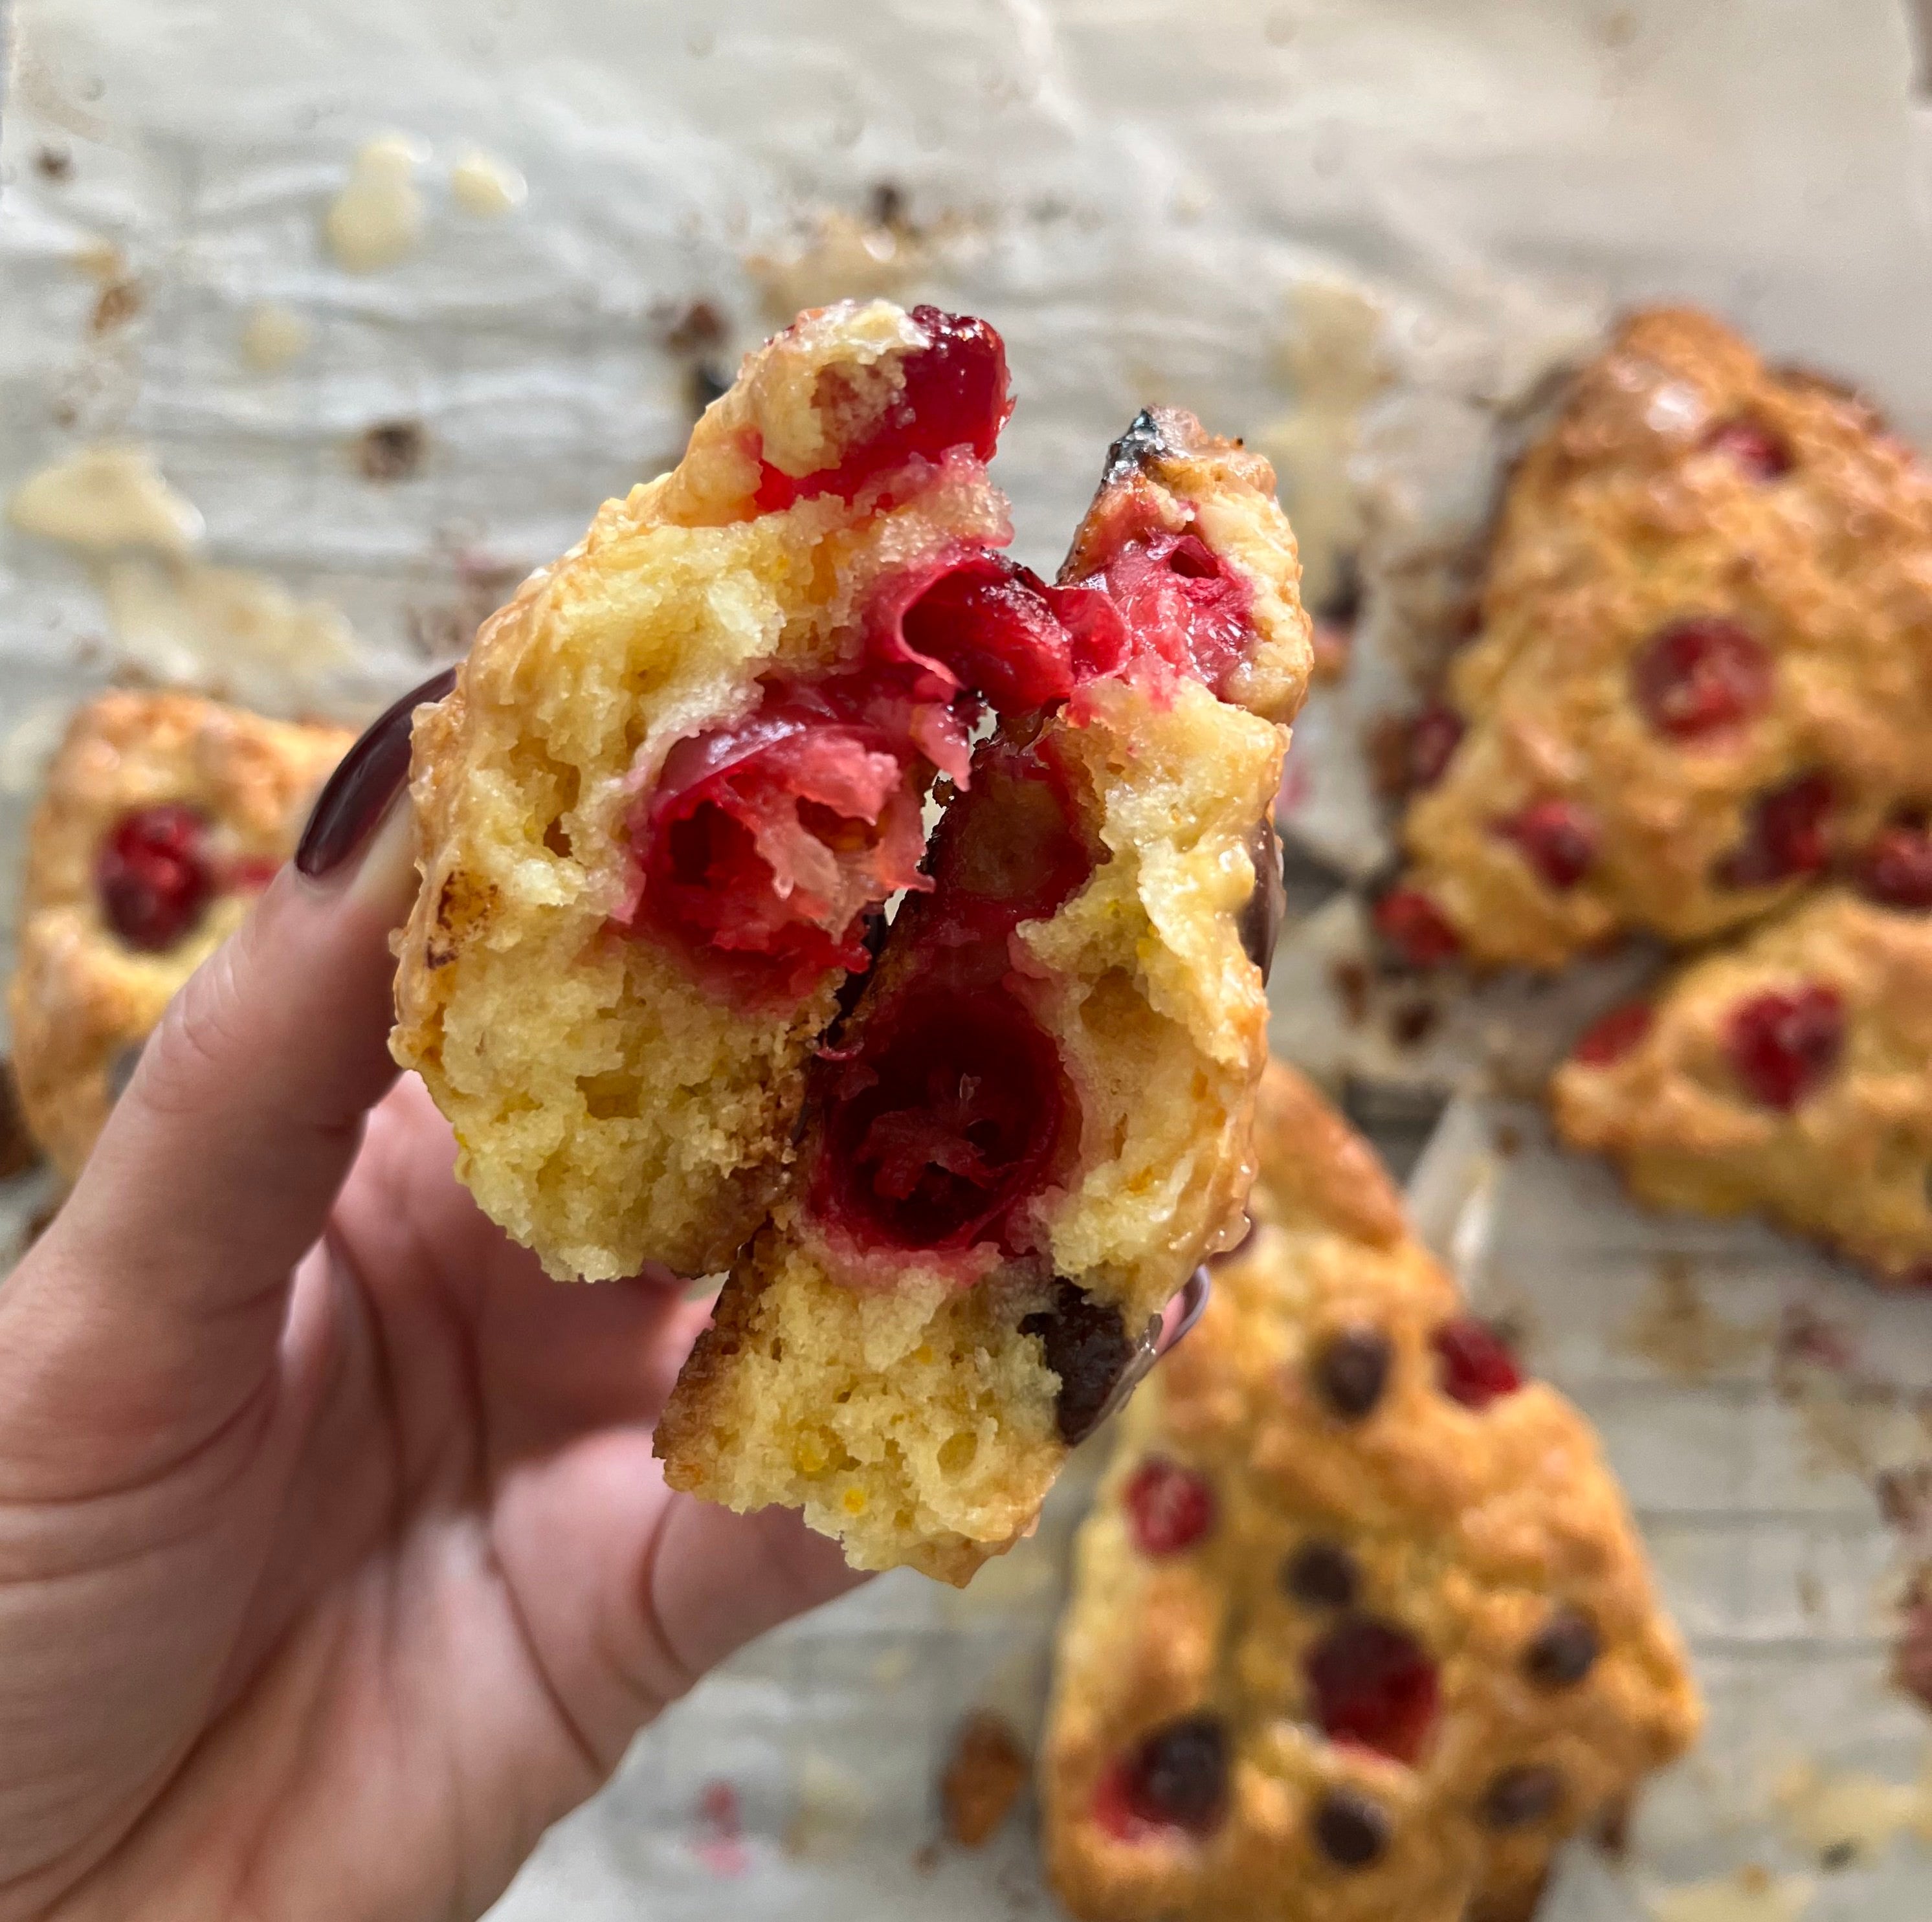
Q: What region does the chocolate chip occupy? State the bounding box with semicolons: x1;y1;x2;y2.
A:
1100;408;1175;486
1127;1716;1227;1831
1311;1787;1388;1868
1524;1608;1599;1688
1313;1327;1392;1422
1238;817;1285;984
1282;1540;1359;1611
1021;1280;1151;1444
1483;1765;1562;1829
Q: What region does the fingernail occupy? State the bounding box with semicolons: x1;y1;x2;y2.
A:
1164;1265;1212;1351
296;667;456;881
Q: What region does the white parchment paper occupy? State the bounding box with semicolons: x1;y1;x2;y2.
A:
7;1;1932;1916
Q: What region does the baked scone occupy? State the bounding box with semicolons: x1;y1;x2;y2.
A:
1551;879;1932;1285
654;408;1312;1582
392;300;1036;1280
9;690;350;1176
1380;306;1932;970
1041;1062;1701;1922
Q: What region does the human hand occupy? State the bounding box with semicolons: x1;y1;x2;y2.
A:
0;678;862;1922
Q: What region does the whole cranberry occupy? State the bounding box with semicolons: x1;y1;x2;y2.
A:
1701;417;1792;481
1373;888;1462;967
1497;799;1600;891
1716;773;1834;888
1854;821;1932;911
1123;1458;1216;1557
1408;705;1465;790
1630;619;1773;743
1432;1318;1524;1409
1304;1617;1439;1765
1723;984;1845;1110
97;804;215;952
1571;1002;1654;1067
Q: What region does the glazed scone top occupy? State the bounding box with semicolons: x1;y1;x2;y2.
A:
1394;305;1932;969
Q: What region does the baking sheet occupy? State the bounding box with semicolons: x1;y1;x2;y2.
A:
7;2;1932;1916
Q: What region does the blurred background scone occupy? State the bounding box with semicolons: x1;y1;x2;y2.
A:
1041;1063;1700;1922
1381;307;1932;971
9;691;350;1178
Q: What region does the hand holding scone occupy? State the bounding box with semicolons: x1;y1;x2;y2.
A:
0;688;858;1922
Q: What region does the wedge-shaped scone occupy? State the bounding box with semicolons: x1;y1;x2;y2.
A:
392;300;1043;1280
654;410;1312;1581
10;690;350;1176
1380;305;1932;971
1041;1063;1701;1922
1552;878;1932;1286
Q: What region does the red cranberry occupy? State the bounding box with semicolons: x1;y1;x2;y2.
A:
1123;1458;1216;1557
755;306;1010;509
1702;417;1792;481
1723;984;1845;1110
1716;773;1834;888
1304;1618;1439;1765
97;804;215;951
895;556;1078;714
1572;1002;1654;1067
1094;1717;1228;1839
1496;799;1600;891
1408;704;1464;790
1432;1318;1524;1409
1373;888;1462;967
1630;619;1773;743
1855;821;1932;911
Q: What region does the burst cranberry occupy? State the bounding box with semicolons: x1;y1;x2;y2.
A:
1497;799;1599;890
1573;1001;1654;1067
1724;984;1845;1111
1084;531;1254;694
1432;1318;1524;1409
1093;1718;1228;1839
1702;417;1792;481
1124;1458;1216;1556
754;305;1011;509
1408;704;1464;790
1304;1618;1439;1765
1717;773;1834;888
1373;888;1462;967
1631;619;1773;743
1855;821;1932;911
97;804;215;951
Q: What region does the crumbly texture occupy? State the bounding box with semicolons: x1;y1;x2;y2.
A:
1551;889;1932;1285
655;413;1313;1582
391;302;1012;1281
1399;306;1932;967
1041;1063;1702;1922
8;690;350;1177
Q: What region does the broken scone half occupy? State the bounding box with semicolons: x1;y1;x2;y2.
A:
394;300;1058;1280
654;410;1312;1582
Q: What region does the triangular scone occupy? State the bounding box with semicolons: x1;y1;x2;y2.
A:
393;301;1034;1280
10;692;350;1177
1381;306;1932;970
654;410;1312;1582
1553;883;1932;1286
1041;1062;1700;1922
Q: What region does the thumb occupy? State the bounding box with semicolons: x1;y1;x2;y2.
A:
14;672;449;1411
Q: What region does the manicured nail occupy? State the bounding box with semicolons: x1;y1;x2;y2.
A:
296;667;456;880
1163;1264;1212;1353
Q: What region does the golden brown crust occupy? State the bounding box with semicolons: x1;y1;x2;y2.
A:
1041;1062;1701;1921
1551;889;1932;1284
390;302;1012;1281
8;691;349;1176
655;412;1311;1578
1397;305;1932;967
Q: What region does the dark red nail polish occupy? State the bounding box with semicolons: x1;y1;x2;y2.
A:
296;667;456;879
